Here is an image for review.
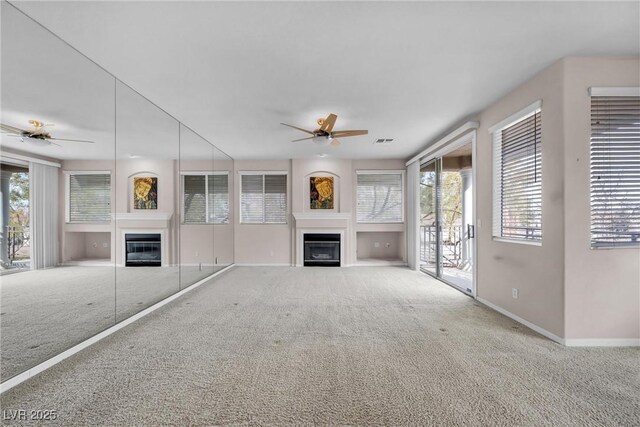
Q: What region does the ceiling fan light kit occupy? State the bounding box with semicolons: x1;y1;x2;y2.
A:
281;113;368;148
1;119;95;147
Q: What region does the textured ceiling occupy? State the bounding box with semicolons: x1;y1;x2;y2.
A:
3;1;640;160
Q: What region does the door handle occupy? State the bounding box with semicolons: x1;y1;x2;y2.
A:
467;224;475;239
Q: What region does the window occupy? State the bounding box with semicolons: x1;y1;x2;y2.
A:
491;101;542;242
182;173;229;224
356;171;404;223
590;90;640;248
66;172;111;223
240;172;287;224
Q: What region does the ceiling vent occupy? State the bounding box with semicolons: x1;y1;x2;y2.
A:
374;138;394;144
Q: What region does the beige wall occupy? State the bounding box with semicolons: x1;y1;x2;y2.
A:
476;60;566;338
233;159;293;264
562;57;640;340
475;57;640;341
233;158;406;265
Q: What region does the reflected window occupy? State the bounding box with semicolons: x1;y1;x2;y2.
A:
65;171;111;223
182;172;229;224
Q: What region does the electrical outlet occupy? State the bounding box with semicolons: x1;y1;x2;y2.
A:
385;242;391;248
512;288;519;299
92;242;97;248
102;242;108;248
374;242;380;248
195;251;199;257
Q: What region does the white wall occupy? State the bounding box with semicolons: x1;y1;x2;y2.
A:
476;60;566;338
562;57;640;341
473;56;640;341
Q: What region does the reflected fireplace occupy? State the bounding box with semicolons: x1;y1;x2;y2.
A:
125;233;161;267
304;233;340;267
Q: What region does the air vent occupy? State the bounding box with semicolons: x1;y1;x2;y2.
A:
373;138;394;144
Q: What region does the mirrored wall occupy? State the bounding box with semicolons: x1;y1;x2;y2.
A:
0;2;233;383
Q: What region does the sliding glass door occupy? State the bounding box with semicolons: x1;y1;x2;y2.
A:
419;141;475;294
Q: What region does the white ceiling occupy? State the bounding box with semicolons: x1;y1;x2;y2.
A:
4;1;640;160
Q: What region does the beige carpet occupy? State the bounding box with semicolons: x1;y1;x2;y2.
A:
1;266;638;426
0;265;225;381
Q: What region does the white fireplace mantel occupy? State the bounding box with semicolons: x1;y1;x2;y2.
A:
112;212;173;221
292;212;351;221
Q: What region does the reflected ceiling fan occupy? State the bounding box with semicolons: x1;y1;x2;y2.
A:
0;120;95;147
281;113;368;146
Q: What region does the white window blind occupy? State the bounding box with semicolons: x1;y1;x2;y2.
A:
492;109;542;241
68;173;111;223
209;174;229;224
240;173;287;224
356;172;403;223
183;175;206;224
590;95;640;248
183;173;229;224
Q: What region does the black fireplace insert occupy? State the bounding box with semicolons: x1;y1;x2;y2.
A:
125;233;161;267
304;233;340;267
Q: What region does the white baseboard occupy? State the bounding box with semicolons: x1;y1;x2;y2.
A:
0;264;235;394
476;297;565;345
564;338;640;347
235;263;293;267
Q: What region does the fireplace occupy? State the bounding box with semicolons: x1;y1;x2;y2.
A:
125;233;161;267
304;233;340;267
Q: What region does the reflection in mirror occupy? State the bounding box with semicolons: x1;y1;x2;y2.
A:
115;81;179;322
213;146;234;271
0;3;116;381
180;125;215;288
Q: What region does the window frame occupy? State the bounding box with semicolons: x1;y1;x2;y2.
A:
180;171;230;225
489;100;543;245
355;170;405;224
589;87;640;249
65;170;112;224
239;171;288;225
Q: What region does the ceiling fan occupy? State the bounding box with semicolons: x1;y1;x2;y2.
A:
0;119;95;147
281;113;368;146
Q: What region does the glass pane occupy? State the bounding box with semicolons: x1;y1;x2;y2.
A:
180;125;214;289
0;2;116;381
419;161;438;276
213;146;234;272
440;143;474;292
115;81;180;322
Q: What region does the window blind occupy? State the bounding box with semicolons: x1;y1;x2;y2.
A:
264;175;287;223
183;175;206;224
68;173;111;223
590;96;640;248
356;173;403;223
241;173;287;224
208;174;229;224
493;110;542;241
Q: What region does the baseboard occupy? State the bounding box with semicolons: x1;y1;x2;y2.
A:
0;264;235;394
564;338;640;347
234;263;293;267
476;297;565;345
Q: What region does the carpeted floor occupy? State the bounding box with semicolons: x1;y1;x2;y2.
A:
1;266;638;426
0;265;226;381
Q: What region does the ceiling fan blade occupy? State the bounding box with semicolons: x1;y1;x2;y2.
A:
319;114;337;133
0;124;26;134
291;136;317;142
330;138;341;146
49;137;95;143
280;123;315;135
331;130;368;138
